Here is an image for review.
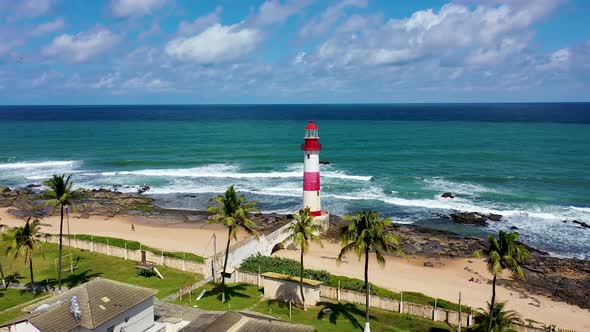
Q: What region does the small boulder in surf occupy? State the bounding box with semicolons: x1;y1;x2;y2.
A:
441;192;454;199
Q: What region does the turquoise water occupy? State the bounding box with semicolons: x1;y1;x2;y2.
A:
0;105;589;258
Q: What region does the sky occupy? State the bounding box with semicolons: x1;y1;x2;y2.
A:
0;0;589;104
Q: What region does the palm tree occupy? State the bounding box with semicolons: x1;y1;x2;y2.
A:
337;211;403;332
475;231;529;332
282;208;323;310
207;185;258;302
472;301;523;332
9;218;42;293
44;174;74;292
0;228;6;289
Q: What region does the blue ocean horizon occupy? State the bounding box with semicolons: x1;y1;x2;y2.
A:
1;103;589;258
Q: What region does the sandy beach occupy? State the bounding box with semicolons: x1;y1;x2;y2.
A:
275;241;590;331
1;207;589;330
0;208;249;258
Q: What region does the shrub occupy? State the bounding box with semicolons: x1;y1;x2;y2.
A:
62;234;204;263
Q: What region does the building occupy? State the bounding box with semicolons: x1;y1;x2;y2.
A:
301;120;329;229
179;311;314;332
1;278;161;332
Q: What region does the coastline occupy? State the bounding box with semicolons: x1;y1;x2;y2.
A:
0;187;589;330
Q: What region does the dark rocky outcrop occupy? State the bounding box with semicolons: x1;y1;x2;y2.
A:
510;225;519;230
0;186;11;193
441;192;454;199
487;213;503;222
26;183;41;188
137;185;150;194
319;160;330;165
572;220;590;229
423;261;434;267
450;212;489;226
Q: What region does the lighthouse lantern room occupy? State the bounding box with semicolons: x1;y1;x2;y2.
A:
301;120;323;217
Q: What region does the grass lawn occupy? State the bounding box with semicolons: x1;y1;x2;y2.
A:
174;283;453;332
0;238;202;325
174;282;263;311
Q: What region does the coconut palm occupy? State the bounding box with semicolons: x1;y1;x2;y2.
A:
9;218;42;293
475;231;529;332
0;229;5;288
282;208;323;310
44;174;74;292
337;211;403;332
471;301;523;332
207;185;258;302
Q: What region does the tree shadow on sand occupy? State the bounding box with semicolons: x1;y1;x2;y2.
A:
202;284;252;302
317;301;371;331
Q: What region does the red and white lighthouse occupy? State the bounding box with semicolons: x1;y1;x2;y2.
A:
301;120;322;216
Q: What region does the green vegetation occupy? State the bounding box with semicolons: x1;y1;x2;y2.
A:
6;218;43;291
337;211;403;331
470;301;523;332
0;289;47;311
43;173;75;291
175;282;263;311
240;254;468;312
207;185;259;302
253;298;453;332
475;231;529;332
281;207;323;309
62;234;205;263
175;282;452;332
0;232;202;324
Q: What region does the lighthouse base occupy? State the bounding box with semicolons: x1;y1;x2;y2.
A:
313;212;330;232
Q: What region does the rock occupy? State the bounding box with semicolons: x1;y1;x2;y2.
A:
572;220;590;229
26;183;41;188
487;213;503;222
0;199;12;208
287;243;298;250
0;186;10;193
510;225;519;230
137;185;150;194
319;160;330;165
450;212;488;226
423;261;434;267
441;192;454;199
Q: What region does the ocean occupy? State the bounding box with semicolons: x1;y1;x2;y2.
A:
1;104;589;258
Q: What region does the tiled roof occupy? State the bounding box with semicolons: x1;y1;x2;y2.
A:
2;278;157;332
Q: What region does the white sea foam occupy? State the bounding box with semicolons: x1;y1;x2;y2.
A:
94;164;372;181
423;177;499;195
0;160;79;169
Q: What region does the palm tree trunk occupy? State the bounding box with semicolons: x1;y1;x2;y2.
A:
300;247;306;310
0;261;6;288
221;228;232;302
29;256;35;294
58;204;64;291
364;247;370;332
487;274;497;332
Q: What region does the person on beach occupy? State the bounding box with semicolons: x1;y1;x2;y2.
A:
131;224;135;231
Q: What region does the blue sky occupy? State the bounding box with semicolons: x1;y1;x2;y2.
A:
0;0;589;104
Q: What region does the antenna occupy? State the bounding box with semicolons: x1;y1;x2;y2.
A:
70;296;82;321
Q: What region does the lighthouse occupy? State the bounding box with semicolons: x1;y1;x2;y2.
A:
301;120;324;218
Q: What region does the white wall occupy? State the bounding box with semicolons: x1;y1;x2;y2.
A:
303;152;319;172
4;322;41;332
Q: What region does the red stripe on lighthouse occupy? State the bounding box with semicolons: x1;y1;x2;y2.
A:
303;172;320;191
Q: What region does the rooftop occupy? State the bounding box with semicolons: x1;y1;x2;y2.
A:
2;278;157;332
261;272;323;287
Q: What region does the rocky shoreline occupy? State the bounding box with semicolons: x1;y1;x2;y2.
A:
0;185;588;310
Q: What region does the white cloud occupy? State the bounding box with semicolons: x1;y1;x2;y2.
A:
312;1;558;67
30;18;64;36
93;72;120;89
122;73;171;90
110;0;166;17
16;0;53;17
254;0;311;26
299;0;367;39
293;51;306;64
42;28;120;62
165;23;262;64
178;6;222;35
